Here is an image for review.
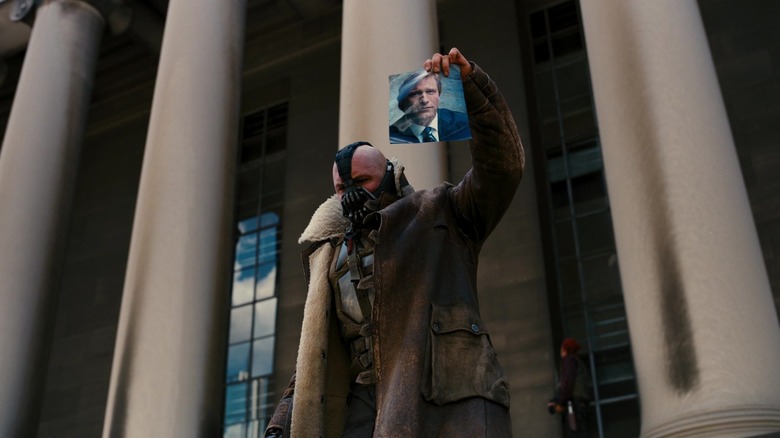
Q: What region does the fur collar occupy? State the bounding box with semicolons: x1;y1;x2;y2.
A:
298;194;347;244
298;157;414;244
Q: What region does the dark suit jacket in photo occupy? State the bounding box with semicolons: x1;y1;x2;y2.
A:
389;108;471;144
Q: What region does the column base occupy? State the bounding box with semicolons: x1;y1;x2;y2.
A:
642;406;780;438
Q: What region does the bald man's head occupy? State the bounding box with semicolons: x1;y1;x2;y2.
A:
332;145;388;199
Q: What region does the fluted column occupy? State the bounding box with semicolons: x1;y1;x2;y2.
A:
581;2;780;437
339;0;445;188
0;1;104;435
101;0;246;435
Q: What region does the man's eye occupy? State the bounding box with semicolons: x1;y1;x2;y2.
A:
425;89;437;95
410;91;422;97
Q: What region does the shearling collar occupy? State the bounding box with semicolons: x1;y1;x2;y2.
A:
298;157;414;244
298;195;347;244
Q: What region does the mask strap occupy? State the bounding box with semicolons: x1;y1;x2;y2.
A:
374;160;396;196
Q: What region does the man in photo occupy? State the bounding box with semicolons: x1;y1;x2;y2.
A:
389;69;471;143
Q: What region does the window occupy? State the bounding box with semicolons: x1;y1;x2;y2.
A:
224;102;288;438
527;2;639;437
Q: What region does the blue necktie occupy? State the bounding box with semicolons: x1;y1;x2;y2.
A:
422;126;437;143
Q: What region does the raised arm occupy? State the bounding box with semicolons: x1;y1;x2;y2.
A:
425;48;525;243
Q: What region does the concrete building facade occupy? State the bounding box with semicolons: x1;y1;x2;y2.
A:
0;0;779;437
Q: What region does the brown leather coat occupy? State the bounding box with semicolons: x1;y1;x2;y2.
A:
268;63;524;438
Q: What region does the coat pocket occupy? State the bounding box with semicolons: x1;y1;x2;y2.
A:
421;303;510;407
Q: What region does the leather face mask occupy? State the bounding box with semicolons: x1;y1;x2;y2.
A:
341;185;376;227
341;160;396;227
334;142;396;229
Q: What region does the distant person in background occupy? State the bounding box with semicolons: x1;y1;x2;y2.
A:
548;338;591;437
389;70;470;143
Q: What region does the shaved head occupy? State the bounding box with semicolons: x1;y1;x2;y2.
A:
332;145;388;198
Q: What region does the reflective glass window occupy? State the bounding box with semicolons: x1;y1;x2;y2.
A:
223;102;287;435
255;264;276;301
225;383;248;424
232;267;255;307
229;305;253;344
227;343;250;383
254;298;277;339
234;233;258;270
251;337;274;378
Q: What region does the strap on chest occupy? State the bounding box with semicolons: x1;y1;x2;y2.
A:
346;236;373;323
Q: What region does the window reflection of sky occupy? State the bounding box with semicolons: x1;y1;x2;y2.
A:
229;305;253;344
224;423;243;438
224;423;242;438
233;211;279;305
237;212;279;234
234;212;279;271
252;337;274;377
224;380;271;437
231;267;255;307
258;228;277;264
238;216;259;234
226;212;279;413
228;299;277;350
255;264;275;300
232;264;276;307
225;104;287;436
234;234;258;270
254;298;277;338
225;382;248;423
227;343;250;383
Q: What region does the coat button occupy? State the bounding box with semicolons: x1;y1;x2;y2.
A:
432;323;440;333
471;323;480;333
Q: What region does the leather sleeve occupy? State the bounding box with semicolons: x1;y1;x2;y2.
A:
264;373;296;437
450;62;525;243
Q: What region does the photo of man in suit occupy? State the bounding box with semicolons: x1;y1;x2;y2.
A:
389;69;471;144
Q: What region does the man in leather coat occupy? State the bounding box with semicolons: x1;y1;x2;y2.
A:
266;48;524;438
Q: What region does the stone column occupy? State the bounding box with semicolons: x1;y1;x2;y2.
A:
101;0;246;435
580;2;780;437
0;1;104;435
339;0;445;188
